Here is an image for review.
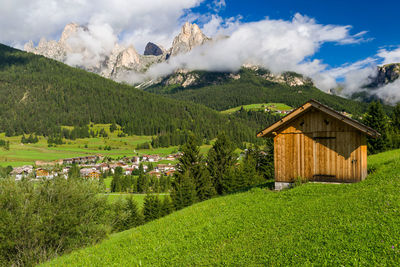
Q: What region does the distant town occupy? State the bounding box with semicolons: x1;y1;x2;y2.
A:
10;153;182;180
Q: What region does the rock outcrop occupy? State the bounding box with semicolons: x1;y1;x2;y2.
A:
168;22;210;56
144;42;165;56
24;22;211;83
369;63;400;87
24;21;314;89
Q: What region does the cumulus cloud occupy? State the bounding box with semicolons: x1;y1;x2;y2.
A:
373;79;400;104
377;46;400;65
0;0;203;51
145;13;367;92
64;23;117;68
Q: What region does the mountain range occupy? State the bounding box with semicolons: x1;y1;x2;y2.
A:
24;22;400;106
24;22;210;83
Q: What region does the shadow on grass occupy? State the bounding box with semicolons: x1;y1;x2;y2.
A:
227;179;275;195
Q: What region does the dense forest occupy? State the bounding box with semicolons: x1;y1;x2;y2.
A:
146;68;378;116
0;44;258;145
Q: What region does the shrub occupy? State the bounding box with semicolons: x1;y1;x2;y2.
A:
0;178;109;266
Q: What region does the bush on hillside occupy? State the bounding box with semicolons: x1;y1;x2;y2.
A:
0;178;109;266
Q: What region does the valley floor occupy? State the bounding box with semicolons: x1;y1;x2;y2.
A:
43;149;400;266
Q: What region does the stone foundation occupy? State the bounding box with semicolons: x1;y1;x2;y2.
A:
274;182;293;191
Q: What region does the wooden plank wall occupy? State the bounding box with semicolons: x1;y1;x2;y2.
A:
274;108;368;183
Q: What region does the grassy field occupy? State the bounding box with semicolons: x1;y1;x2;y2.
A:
0;124;193;167
104;193;168;207
44;149;400;266
221;102;292;114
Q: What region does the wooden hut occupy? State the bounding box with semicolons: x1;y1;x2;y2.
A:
257;99;380;190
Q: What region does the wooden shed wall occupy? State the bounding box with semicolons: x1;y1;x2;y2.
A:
273;108;367;183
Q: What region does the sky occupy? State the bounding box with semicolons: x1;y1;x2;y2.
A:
1;0;400;103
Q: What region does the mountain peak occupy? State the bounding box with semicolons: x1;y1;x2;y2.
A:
144;42;165;56
169;22;210;56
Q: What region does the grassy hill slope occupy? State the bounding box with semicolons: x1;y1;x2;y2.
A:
0;44;256;142
45;149;400;266
146;68;374;116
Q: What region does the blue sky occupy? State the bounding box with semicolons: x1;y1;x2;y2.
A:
194;0;400;67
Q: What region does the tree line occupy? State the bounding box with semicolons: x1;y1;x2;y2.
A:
363;101;400;154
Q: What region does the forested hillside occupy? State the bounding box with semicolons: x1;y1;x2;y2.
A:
0;44;257;144
146;68;373;116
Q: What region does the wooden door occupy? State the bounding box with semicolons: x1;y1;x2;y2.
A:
313;132;338;182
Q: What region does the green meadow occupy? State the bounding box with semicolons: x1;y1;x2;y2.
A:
44;149;400;266
0;124;183;167
104;193;168;207
221;102;292;114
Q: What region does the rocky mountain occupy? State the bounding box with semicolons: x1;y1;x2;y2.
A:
168;22;210;56
369;63;400;87
25;21;313;90
144;42;165;56
24;22;208;81
154;65;313;89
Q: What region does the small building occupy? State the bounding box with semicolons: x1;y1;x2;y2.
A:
80;168;100;179
257;99;380;190
36;168;50;178
148;170;161;178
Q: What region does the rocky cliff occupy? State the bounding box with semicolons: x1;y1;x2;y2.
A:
25;22;312;89
369;63;400;87
24;22;208;81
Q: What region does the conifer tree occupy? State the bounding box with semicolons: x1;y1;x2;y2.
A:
363;101;389;154
137;164;149;193
67;164;80;179
207;132;237;195
160;195;174;217
125;197;143;228
171;171;197;210
143;194;162;222
176;134;215;201
392;104;400;132
111;167;123;192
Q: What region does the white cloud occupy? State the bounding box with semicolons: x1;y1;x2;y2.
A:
64;23;117;68
377;46;400;65
373;79;400;105
0;0;203;52
145;13;367;92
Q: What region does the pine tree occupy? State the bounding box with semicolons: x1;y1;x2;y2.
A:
392;103;400;132
171;171;197;210
207;132;237;195
137;164;149;193
125;197;143;228
143;194;162;222
160;195;174;217
363;102;389;154
176;134;215;201
111;167;123;192
67;164;80;179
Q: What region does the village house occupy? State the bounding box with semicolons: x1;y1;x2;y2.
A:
257;99;380;190
131;156;140;164
166;155;176;161
155;163;175;173
124;168;134;176
165;170;175;176
80;168;100;179
10;165;34;180
62;166;71;173
35;159;63;167
142;154;160;162
147;170;161;178
35;168;51;179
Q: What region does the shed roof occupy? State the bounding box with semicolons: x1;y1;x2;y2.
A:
257;99;380;138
